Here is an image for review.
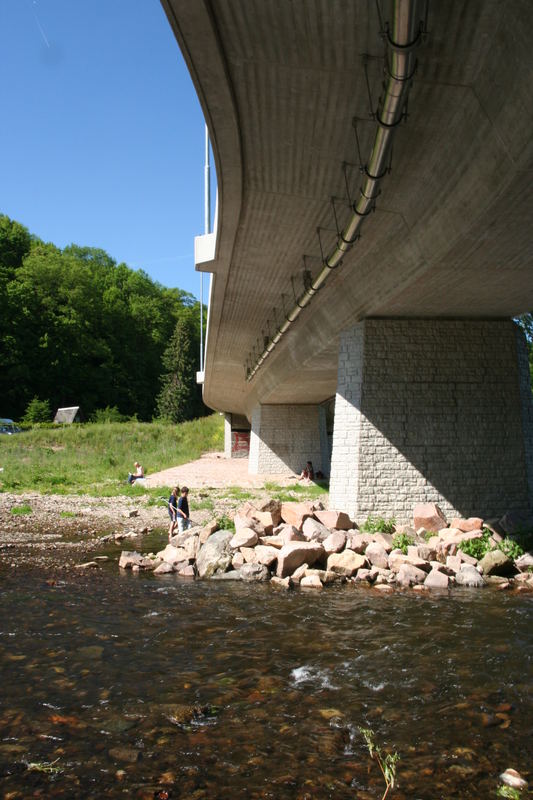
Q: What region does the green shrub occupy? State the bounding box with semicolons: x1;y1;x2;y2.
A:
459;528;525;561
217;514;235;533
90;406;126;423
392;532;414;554
22;397;51;424
361;516;396;535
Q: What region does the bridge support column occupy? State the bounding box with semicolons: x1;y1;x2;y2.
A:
329;320;533;522
249;403;328;476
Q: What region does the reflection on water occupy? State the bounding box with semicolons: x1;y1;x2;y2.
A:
0;565;532;798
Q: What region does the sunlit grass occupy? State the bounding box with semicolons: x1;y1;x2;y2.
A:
0;414;224;495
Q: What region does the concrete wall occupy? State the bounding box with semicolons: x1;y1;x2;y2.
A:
329;320;533;522
248;404;326;475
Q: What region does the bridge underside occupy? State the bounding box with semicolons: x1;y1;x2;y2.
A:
162;0;533;519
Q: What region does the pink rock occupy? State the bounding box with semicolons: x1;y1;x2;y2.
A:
302;517;331;542
230;528;258;549
232;551;245;569
348;532;374;553
314;510;353;530
396;563;427;586
177;564;195;578
450;517;484;532
257;500;282;526
290;563;308;584
365;542;389;570
276;542;324;578
240;546;257;564
199;520;219;544
251;511;276;535
322;531;347;556
388;552;431;573
327;550;368;577
413;503;447;533
254;545;279;567
425;568;450;589
300;574;323;590
446;555;462;573
457;549;478;566
372;532;394;551
280;502;313;530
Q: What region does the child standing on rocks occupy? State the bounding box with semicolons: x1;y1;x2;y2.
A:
168;486;179;540
177;486;191;533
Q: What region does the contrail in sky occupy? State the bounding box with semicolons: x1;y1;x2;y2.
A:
28;0;50;48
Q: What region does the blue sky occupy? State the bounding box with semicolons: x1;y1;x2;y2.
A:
0;0;213;297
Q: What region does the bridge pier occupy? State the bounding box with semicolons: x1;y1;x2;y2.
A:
248;403;329;477
329;320;533;522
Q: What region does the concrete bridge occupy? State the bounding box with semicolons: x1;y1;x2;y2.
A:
161;0;533;520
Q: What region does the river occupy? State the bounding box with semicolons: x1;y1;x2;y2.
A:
0;538;532;799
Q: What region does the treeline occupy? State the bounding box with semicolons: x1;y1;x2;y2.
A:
0;214;208;422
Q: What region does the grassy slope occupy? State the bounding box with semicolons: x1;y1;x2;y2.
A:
0;414;224;496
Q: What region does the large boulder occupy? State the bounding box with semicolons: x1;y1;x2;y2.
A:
314;510;353;530
424;568;450;589
254;545;279;567
198;519;219;544
479;549;515;577
300;574;323;590
302;517;331;542
327;549;367;577
455;564;485;587
158;544;189;566
196;530;234;578
396;563;427;586
276;542;325;578
322;531;347;556
365;542;389;569
229;528;259;549
413;503;447;533
280;502;313;530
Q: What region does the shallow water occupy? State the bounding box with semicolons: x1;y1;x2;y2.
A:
0;559;532;799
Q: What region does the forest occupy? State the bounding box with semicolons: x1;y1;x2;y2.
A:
0;214;207;423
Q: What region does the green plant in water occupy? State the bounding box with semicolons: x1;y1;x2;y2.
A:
26;758;62;775
361;516;396;535
497;786;521;799
11;505;32;515
391;533;414;554
359;727;399;800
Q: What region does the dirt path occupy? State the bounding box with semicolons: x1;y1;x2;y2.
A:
142;452;299;489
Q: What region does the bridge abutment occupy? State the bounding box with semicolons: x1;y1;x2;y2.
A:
248;403;328;477
329;319;533;522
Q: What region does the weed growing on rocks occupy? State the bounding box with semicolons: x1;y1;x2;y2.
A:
497;787;521;799
360;516;396;535
359;727;399;799
459;529;525;561
391;533;414;554
216;514;235;533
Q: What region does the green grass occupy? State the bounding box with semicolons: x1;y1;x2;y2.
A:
264;480;329;503
0;414;224;495
59;511;77;518
10;504;32;515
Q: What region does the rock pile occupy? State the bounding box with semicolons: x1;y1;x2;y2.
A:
119;501;533;593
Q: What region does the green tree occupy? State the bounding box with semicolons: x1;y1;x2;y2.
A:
156;310;207;423
22;397;52;424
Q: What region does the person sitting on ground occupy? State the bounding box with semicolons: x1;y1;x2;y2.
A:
127;461;144;484
298;461;314;482
177;486;191;533
168;486;179;540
